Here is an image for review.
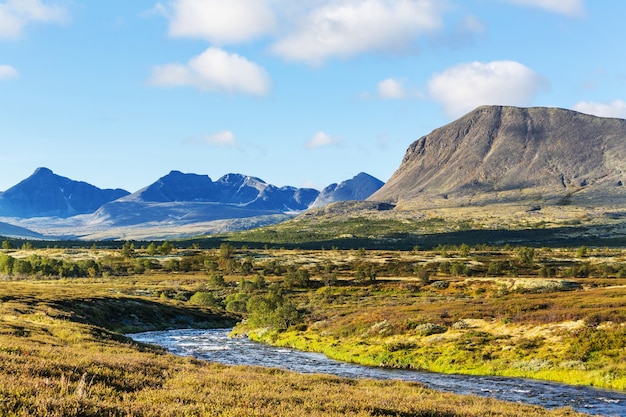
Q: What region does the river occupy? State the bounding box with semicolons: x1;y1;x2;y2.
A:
129;328;626;417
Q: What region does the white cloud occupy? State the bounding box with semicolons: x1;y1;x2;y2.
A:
305;131;340;149
203;130;237;147
0;65;18;80
271;0;444;64
501;0;584;16
376;77;422;99
573;100;626;119
163;0;276;44
461;15;486;34
378;78;406;99
428;60;545;118
0;0;68;39
149;47;270;96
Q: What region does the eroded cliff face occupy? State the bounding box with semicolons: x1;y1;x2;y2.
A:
370;106;626;207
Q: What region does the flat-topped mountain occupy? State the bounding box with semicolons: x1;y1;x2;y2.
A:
370;106;626;207
311;172;384;208
0;168;129;218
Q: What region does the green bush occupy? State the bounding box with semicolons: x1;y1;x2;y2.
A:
189;292;221;308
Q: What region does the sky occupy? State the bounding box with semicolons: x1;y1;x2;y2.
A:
0;0;625;193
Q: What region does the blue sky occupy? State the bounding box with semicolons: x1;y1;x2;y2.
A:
0;0;624;193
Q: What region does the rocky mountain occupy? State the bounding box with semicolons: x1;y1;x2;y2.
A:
119;171;318;210
310;172;384;208
370;106;626;207
0;168;129;218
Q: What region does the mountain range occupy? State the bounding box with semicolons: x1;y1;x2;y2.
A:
3;105;626;242
0;169;384;240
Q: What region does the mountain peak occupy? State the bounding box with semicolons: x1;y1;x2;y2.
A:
310;172;384;208
0;169;129;218
33;167;54;176
137;171;216;202
370;105;626;207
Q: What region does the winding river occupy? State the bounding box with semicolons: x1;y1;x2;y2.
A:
130;328;626;417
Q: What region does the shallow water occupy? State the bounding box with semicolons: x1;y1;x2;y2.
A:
130;328;626;416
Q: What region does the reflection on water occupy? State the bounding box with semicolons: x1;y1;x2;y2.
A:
130;328;626;417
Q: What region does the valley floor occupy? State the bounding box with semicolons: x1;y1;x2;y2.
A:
0;244;624;415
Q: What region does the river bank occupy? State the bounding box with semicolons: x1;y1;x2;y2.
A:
132;328;626;416
233;280;626;391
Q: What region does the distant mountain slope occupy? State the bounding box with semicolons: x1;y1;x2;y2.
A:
119;170;319;208
370;106;626;207
0;168;129;218
311;172;384;208
84;171;320;228
0;221;42;239
137;171;220;202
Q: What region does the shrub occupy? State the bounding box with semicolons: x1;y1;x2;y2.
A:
189;292;221;308
208;274;225;287
225;292;249;313
246;292;302;331
450;262;469;277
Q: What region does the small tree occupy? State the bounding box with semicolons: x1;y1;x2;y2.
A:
241;257;254;276
146;242;157;256
218;243;236;261
295;268;311;287
121;241;135;258
450;262;469;277
0;253;14;275
517;246;535;265
208;273;225;288
414;265;430;285
158;241;174;255
253;273;266;289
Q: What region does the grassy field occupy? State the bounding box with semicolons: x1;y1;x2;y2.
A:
0;244;621;416
194;202;626;250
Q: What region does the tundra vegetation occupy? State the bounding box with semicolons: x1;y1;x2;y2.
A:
0;240;622;416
